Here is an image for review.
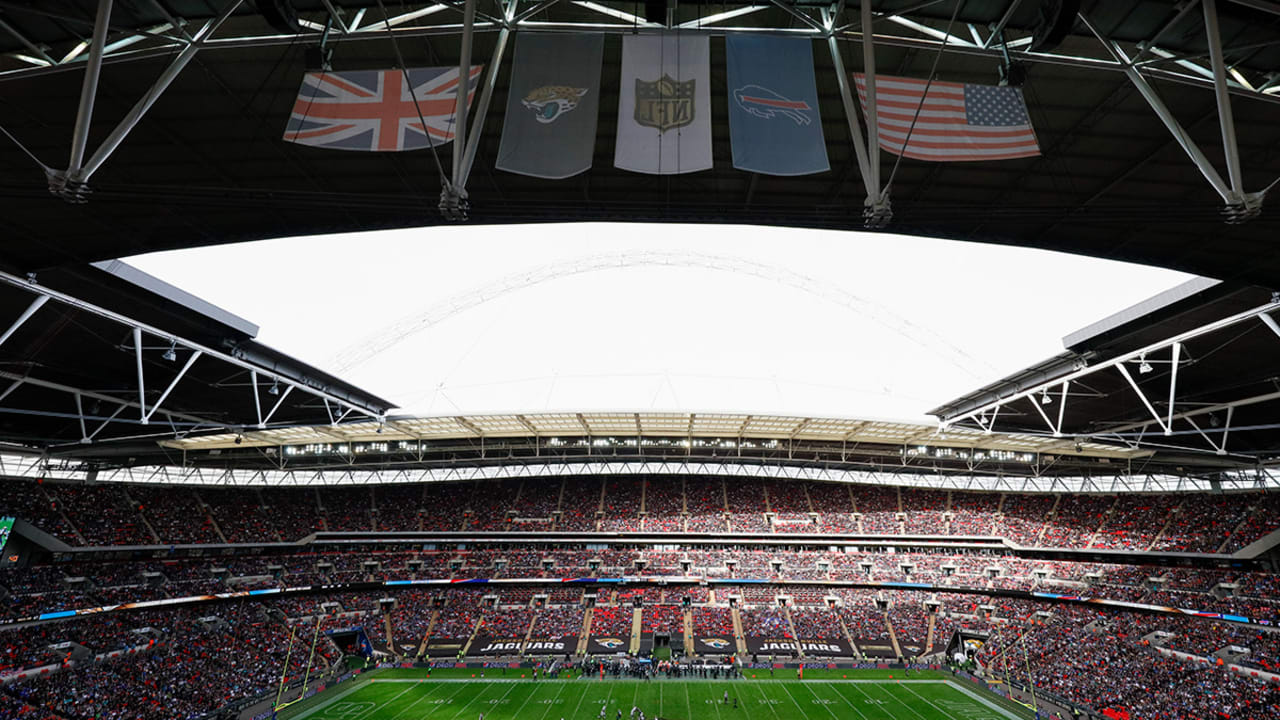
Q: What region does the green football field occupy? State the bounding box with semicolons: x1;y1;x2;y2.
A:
277;669;1035;720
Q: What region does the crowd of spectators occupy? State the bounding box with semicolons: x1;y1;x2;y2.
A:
724;480;769;533
739;607;790;638
7;479;1280;554
590;606;634;636
789;607;843;639
692;607;734;636
532;607;584;637
854;486;900;534
639;604;683;636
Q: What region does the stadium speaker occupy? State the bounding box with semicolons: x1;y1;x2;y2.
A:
255;0;303;34
1027;0;1082;53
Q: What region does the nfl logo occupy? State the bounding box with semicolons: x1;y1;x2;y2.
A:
634;75;695;131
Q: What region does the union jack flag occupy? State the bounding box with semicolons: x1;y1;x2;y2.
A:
283;66;483;152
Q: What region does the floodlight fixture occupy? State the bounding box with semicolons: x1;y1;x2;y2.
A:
162;341;177;362
1138;354;1153;374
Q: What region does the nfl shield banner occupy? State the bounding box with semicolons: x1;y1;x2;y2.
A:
614;35;712;175
726;36;828;176
284;66;482;151
496;33;604;179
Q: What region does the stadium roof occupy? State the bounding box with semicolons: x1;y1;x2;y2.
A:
11;409;1277;491
0;1;1278;283
932;277;1280;464
0;258;396;450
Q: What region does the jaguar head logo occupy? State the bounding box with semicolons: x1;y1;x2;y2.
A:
522;85;589;124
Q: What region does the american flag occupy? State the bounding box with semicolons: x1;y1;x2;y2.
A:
284;66;482;152
855;74;1039;161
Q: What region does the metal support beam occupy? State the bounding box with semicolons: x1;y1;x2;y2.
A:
943;298;1280;429
251;369;264;428
262;384;295;426
451;0;477;190
73;0;244;184
823;10;874;207
133;326;146;424
1116;362;1169;435
67;0;113;175
1078;11;1235;204
0;16;57;65
984;0;1022;49
862;0;881;203
0;295;48;349
143;349;201;423
459;3;512;188
1166;342;1181;433
1202;0;1245;201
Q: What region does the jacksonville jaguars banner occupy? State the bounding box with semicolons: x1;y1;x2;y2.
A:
745;637;800;655
496;33;603;179
471;636;577;655
693;636;737;654
587;636;630;654
795;638;854;657
725;36;828;176
614;34;712;175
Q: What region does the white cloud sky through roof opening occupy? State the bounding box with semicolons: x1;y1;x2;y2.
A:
125;223;1194;423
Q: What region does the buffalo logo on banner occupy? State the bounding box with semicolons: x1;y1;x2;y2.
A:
635;75;695;131
595;637;625;650
522;85;589;124
732;85;812;125
701;638;732;650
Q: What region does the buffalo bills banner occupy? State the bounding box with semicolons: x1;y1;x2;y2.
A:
745;638;799;655
694;636;737;654
614;35;713;174
496;33;604;179
587;636;629;654
725;36;828;176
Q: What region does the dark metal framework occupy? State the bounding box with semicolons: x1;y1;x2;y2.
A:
0;1;1277;282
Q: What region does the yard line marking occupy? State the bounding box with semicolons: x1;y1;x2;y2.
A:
697;682;724;720
289;679;375;720
445;681;508;720
827;683;898;720
846;682;931;720
532;679;571;720
800;682;870;720
567;677;591;719
774;681;814;720
386;680;456;720
746;681;784;720
898;683;975;720
354;683;418;720
946;680;1028;720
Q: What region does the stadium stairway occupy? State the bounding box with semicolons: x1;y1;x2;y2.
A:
577;608;593;654
1086;495;1121;548
416;610;440;659
682;609;693;652
518;611;537;654
783;607;802;657
629;608;642;654
836;614;862;657
885;613;903;659
1035;495;1063;546
460;616;484;657
1146;498;1185;551
730;607;747;656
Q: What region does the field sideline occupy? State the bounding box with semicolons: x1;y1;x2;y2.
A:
276;670;1036;720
